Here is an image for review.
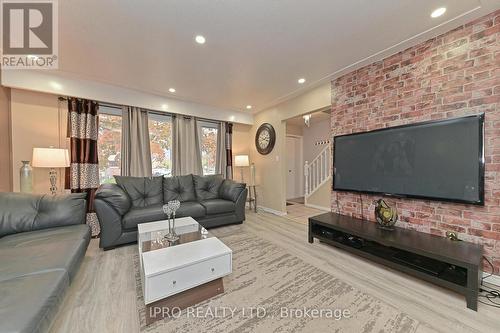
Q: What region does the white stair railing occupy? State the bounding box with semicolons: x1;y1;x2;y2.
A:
304;143;332;198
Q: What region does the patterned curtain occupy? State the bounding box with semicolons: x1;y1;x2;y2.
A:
66;98;100;236
225;123;233;179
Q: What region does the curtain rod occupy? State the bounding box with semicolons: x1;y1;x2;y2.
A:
58;96;228;124
58;96;123;110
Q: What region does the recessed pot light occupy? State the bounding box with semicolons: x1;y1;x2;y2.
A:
195;35;206;44
431;7;446;18
169;88;176;93
50;81;62;90
246;105;252;110
161;104;168;110
298;78;306;84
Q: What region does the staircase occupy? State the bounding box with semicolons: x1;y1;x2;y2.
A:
304;143;332;210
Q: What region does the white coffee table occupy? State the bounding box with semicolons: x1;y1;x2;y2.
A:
138;217;232;324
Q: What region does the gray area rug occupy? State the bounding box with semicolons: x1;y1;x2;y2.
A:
134;230;420;332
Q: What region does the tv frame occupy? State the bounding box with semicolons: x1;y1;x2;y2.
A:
332;114;485;206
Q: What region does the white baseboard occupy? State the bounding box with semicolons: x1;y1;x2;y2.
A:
304;203;331;212
483;272;500;287
257;205;287;216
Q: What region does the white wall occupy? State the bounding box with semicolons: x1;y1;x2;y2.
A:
302;118;331;164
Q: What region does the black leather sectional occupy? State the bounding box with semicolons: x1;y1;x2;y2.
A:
0;192;90;333
95;174;247;249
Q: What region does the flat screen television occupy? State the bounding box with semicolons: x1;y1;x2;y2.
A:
333;114;484;205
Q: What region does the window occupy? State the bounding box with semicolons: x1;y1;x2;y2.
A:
97;107;122;183
199;121;219;175
149;113;173;177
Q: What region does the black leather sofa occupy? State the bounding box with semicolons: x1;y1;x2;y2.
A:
0;192;90;333
95;174;247;249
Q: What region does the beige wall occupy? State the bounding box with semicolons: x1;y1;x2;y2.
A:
285;124;303;136
0;80;12;192
232;123;252;183
306;179;332;210
10;89;67;194
250;82;331;213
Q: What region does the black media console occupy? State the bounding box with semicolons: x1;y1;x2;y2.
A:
308;212;483;311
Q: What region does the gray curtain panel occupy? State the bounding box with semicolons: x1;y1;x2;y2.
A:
216;122;227;178
172;115;203;176
121;106;153;177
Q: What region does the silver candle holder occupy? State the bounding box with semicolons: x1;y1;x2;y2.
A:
162;204;177;242
163;200;181;242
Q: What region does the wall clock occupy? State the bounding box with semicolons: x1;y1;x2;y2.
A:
255;123;276;155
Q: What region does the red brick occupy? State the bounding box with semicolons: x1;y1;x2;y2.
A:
468;229;500;241
470;24;500;42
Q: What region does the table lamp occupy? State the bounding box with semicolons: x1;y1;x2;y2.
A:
234;155;249;183
32;147;70;195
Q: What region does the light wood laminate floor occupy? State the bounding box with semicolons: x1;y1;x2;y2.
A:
50;211;500;333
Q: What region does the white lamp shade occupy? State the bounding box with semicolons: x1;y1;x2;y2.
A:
235;155;250;167
32;148;70;168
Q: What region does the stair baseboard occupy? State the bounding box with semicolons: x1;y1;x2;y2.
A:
304;203;331;212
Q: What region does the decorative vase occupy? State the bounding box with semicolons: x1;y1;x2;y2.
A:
20;161;33;193
374;199;398;230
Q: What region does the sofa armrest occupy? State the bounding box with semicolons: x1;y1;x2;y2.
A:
94;184;131;216
219;179;246;203
234;188;248;222
94;184;131;249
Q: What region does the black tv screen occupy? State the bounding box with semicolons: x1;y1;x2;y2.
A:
333;114;484;205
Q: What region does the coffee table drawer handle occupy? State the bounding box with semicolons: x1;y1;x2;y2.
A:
211;268;215;272
173;280;176;285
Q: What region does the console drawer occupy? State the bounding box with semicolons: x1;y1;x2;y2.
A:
145;253;232;303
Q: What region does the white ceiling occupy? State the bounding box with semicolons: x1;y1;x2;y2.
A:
54;0;497;113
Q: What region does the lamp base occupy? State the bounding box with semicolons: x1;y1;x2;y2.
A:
49;168;57;195
239;168;244;183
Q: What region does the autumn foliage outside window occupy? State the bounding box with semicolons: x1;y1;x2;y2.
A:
97;111;122;183
199;122;218;175
148;113;173;177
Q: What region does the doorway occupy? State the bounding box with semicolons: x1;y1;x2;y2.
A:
286;135;303;200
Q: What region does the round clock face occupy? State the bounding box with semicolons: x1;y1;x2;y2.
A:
255;123;276;155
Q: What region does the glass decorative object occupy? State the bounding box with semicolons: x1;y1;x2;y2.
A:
20;161;33;193
168;200;181;238
250;163;256;185
374;199;398;230
162;204;177;242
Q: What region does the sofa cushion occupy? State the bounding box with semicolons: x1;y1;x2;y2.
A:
200;199;235;215
122;204;165;229
0;270;69;333
163;174;197;202
175;201;206;218
0;238;88;283
115;176;163;208
0;192;87;238
193;174;224;201
0;224;90;249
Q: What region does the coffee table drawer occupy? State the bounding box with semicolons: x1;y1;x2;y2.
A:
145;253;231;303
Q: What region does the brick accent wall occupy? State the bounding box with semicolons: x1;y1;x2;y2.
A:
331;10;500;274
